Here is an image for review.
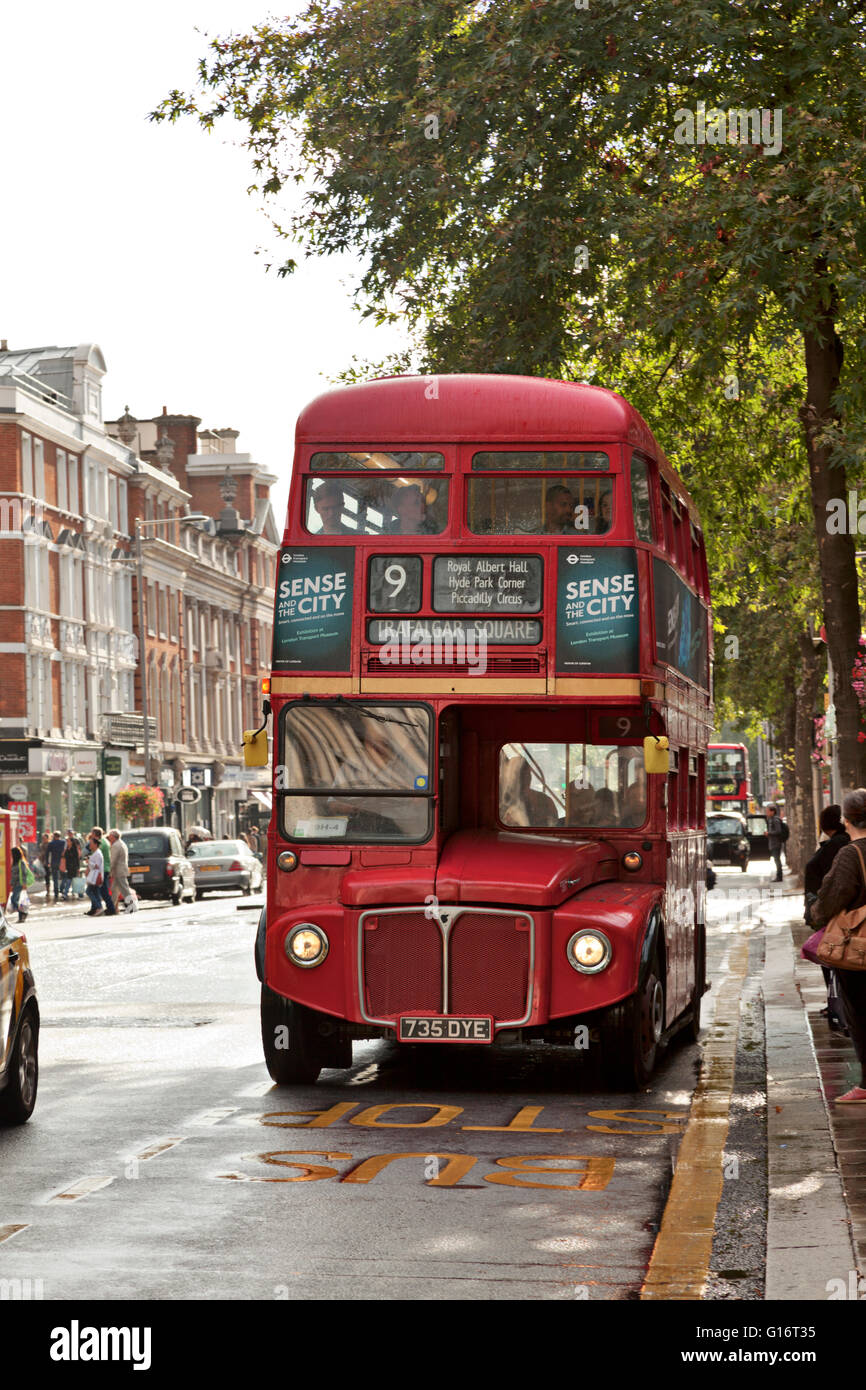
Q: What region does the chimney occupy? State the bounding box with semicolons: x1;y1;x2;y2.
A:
0;339;7;352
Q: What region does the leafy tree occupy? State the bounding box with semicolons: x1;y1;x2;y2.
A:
154;0;866;784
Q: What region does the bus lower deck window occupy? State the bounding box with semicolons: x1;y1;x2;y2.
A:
499;742;646;829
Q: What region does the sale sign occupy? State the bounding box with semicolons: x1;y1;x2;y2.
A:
9;802;37;844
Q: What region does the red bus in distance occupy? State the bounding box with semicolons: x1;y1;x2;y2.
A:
245;375;714;1088
706;742;751;814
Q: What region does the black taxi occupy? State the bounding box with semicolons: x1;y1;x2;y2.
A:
0;902;39;1124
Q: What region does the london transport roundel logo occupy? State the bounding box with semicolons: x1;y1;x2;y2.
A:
566;553;579;564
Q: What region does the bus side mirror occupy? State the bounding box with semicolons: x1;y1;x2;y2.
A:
644;736;670;775
243;729;269;767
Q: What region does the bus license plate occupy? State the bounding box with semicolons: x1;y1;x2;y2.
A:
399;1016;492;1043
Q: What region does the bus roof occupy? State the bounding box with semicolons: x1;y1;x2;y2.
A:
296;375;697;519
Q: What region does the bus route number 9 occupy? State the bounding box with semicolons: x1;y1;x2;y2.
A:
368;555;422;613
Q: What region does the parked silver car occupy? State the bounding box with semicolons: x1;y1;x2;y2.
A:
188;839;264;899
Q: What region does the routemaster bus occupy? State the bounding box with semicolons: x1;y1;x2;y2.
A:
706;742;751;814
244;375;713;1088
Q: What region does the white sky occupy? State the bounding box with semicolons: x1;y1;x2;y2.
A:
0;1;407;526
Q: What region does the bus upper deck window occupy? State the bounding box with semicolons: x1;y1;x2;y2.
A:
630;454;655;543
305;476;449;536
467;476;613;536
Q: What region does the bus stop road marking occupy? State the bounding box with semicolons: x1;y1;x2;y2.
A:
46;1176;116;1204
0;1224;28;1244
640;936;750;1300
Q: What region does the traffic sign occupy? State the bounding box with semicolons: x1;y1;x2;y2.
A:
176;787;202;805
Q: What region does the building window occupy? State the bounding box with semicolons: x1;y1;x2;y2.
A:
146;582;156;637
118;480;128;534
169;590;178;642
21;432;33;494
34;438;46;501
57;449;68;511
68;455;79;514
158;586;168;638
109;475;119;531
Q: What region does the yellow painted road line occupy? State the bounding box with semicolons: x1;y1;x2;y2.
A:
47;1176;115;1203
0;1223;28;1243
132;1137;186;1162
641;936;750;1300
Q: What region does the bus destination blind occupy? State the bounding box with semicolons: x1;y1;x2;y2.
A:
432;555;543;613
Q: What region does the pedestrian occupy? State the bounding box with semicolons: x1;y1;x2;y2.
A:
105;830;136;913
45;830;65;902
247;827;260;857
84;832;107;916
804;805;851;1029
89;828;116;916
60;831;81;900
808;788;866;1103
8;846;35;921
765;803;785;882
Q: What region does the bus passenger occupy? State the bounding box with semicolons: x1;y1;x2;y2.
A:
501;757;559;827
620;774;646;827
592;490;612;533
389;483;437;535
593;787;617;824
541;484;577;534
311;480;352;534
566;786;597;825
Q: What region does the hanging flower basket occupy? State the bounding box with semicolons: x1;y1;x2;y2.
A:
115;784;164;826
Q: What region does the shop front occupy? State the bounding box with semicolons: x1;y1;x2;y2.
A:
0;742;100;845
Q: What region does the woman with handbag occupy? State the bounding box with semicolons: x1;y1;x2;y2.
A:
8;846;35;921
803;805;850;1030
809;788;866;1102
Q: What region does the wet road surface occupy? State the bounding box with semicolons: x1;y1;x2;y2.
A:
0;873;776;1300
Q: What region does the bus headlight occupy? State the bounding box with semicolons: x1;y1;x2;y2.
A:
566;930;612;975
622;851;642;872
285;924;329;968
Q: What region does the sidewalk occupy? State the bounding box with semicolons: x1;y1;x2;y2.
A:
758;891;866;1294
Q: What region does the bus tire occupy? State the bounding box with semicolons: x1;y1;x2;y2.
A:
683;921;706;1044
601;946;665;1089
260;985;323;1085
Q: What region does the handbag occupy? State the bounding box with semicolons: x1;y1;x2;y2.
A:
801;927;826;965
816;842;866;971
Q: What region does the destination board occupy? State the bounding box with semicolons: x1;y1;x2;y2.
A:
368;618;542;645
432;555;543;613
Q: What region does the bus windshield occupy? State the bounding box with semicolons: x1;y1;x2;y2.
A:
280;702;432;842
305;477;449;536
499;741;646;828
467;476;613;535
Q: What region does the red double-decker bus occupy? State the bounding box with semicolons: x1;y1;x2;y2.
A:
707;742;751;813
244;375;713;1088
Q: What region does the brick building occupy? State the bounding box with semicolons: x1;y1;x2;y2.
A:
0;342;279;842
104;409;279;838
0;343;137;835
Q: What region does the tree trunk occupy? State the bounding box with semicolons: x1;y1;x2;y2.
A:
788;631;822;880
801;279;864;794
779;697;797;875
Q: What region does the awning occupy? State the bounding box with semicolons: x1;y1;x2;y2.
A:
251;790;272;810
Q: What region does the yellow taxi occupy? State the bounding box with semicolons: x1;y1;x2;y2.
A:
0;902;39;1124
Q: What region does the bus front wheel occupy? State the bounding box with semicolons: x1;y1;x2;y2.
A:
601;949;665;1090
260;985;324;1085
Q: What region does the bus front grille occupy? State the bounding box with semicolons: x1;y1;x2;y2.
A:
363;912;442;1017
361;908;533;1025
448;913;530;1020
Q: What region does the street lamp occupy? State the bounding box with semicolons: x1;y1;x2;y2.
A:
134;513;208;788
